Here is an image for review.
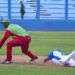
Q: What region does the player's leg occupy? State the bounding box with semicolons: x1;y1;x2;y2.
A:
2;38;21;64
64;51;75;66
65;51;75;62
21;36;38;61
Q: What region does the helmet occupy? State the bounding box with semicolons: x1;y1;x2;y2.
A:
48;48;63;60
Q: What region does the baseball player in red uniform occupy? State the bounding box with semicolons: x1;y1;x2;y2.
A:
0;19;38;64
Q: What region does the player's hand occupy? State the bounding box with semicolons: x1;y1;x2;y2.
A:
44;58;49;63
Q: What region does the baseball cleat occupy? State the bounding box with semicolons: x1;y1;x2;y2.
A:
2;60;12;64
29;56;38;64
30;56;38;61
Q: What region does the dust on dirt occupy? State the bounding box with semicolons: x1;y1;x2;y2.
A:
0;55;63;67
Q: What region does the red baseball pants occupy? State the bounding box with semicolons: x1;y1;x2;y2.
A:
6;36;37;61
0;30;37;61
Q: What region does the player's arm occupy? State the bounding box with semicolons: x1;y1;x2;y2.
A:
0;30;13;48
44;52;53;63
44;57;50;63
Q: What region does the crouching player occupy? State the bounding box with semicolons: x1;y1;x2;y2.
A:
0;19;38;64
44;49;75;67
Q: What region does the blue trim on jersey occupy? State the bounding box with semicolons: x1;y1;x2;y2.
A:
48;52;61;60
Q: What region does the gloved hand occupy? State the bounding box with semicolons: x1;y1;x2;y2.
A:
44;58;49;63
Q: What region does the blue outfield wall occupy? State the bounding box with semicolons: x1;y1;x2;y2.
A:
0;20;75;31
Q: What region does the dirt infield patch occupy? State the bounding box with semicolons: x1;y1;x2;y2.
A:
0;55;47;64
0;51;62;67
0;55;64;67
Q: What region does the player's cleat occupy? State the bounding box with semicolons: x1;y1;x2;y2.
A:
2;60;12;64
31;56;38;61
29;60;37;64
29;56;38;64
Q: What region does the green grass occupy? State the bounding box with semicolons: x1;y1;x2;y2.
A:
1;31;75;55
30;31;75;55
0;64;75;75
0;31;75;75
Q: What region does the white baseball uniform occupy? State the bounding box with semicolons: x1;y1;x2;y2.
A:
48;50;75;67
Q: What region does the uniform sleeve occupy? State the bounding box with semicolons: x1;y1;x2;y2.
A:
0;30;14;48
52;58;61;65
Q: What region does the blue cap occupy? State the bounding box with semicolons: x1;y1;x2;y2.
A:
48;50;61;60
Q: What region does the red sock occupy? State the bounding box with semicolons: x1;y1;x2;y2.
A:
26;51;37;59
6;45;12;61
